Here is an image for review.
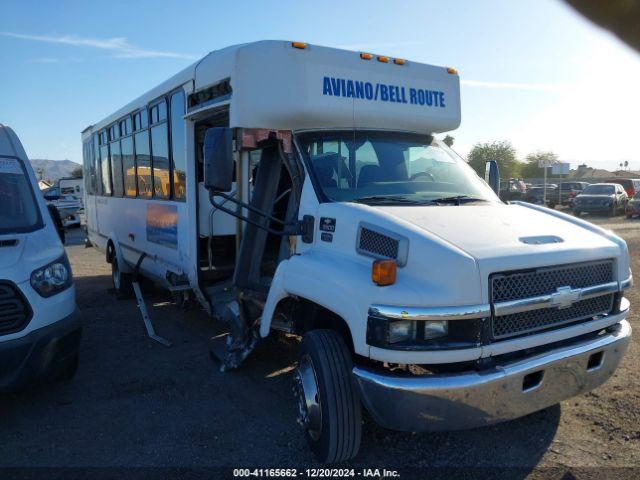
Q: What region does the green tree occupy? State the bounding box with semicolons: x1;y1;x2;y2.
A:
520;151;559;179
467;141;520;179
443;135;454;147
71;166;83;178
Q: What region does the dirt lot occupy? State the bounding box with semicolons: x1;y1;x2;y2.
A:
1;215;639;479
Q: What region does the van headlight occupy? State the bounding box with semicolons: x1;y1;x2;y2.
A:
30;254;73;297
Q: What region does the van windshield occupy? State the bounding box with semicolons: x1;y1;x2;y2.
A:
0;157;42;234
297;131;499;205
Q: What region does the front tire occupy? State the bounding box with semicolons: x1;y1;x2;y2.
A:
294;330;362;463
112;257;134;299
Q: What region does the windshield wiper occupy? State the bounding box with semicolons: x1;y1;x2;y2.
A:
430;195;487;205
351;195;432;206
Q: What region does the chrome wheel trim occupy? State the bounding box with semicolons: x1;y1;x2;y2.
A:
293;355;322;441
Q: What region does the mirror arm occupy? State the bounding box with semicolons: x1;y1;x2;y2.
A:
208;190;299;236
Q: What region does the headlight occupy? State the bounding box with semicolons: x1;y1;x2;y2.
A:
30;254;73;297
368;318;449;346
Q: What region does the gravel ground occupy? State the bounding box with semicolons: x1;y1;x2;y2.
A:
1;215;639;479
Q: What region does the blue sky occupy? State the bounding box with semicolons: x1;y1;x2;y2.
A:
1;0;639;170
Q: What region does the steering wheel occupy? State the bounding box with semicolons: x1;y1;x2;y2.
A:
410;171;435;181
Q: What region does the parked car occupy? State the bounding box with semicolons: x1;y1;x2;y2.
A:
524;185;558;208
626;191;640;218
559;181;589;206
603;178;640;198
0;124;81;392
573;183;628;216
42;187;82;227
58;177;84;210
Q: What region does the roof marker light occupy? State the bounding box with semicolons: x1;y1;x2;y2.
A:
393;58;406;65
291;42;307;49
446;67;458;74
377;56;390;63
360;53;373;60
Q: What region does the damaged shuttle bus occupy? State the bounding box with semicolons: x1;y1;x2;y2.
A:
82;41;632;462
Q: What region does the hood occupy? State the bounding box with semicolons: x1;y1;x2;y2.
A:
374;203;621;275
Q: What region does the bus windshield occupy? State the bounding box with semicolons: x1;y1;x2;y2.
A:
297;131;499;205
0;157;42;234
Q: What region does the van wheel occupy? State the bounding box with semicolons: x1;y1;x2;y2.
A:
112;257;134;299
293;330;361;463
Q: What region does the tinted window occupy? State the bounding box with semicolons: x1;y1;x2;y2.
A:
120;117;132;136
121;136;136;197
82;140;93;195
170;91;186;200
134;109;148;131
109;124;119;141
151;123;170;198
110;141;124;197
93;134;101;194
135;130;152;198
100;144;112;195
583;184;615;195
0;158;41;233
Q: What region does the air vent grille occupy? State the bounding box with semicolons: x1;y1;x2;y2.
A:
358;227;399;260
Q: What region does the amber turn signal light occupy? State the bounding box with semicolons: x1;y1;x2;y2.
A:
372;259;397;286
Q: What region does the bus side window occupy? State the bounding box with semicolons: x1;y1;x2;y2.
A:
121;136;136;197
93;133;101;195
170;91;186;200
110;139;124;197
150;100;170;199
100;139;112;196
135;129;152;198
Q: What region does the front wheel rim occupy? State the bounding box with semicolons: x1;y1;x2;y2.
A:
293;355;322;441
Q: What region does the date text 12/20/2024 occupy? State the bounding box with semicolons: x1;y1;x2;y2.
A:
233;468;400;478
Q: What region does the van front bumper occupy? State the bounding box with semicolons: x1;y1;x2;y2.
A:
0;308;82;392
353;320;631;432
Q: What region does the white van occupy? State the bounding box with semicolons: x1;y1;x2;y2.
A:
0;124;81;391
82;41;632;462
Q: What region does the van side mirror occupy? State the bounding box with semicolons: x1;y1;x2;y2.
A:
203;127;234;192
484;160;500;195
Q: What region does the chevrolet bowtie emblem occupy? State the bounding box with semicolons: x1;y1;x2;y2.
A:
550;286;581;309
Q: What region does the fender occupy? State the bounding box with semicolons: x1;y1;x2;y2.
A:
512;201;631;281
260;251;372;357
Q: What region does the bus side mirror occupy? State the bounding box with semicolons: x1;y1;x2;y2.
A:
203;127;234;192
485;160;500;195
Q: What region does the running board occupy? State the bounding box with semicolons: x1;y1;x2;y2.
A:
132;281;172;348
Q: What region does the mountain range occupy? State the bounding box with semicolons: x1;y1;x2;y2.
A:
29;159;81;183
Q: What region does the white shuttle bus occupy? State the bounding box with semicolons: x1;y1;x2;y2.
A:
83;41;632;462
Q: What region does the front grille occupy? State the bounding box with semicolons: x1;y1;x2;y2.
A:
490;260;615;339
492;260;613;302
0;282;31;335
493;294;614;339
358;227;399;260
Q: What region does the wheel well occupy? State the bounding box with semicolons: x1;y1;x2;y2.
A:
278;297;355;354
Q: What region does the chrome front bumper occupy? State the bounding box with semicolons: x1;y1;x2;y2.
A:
353;320;631;432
